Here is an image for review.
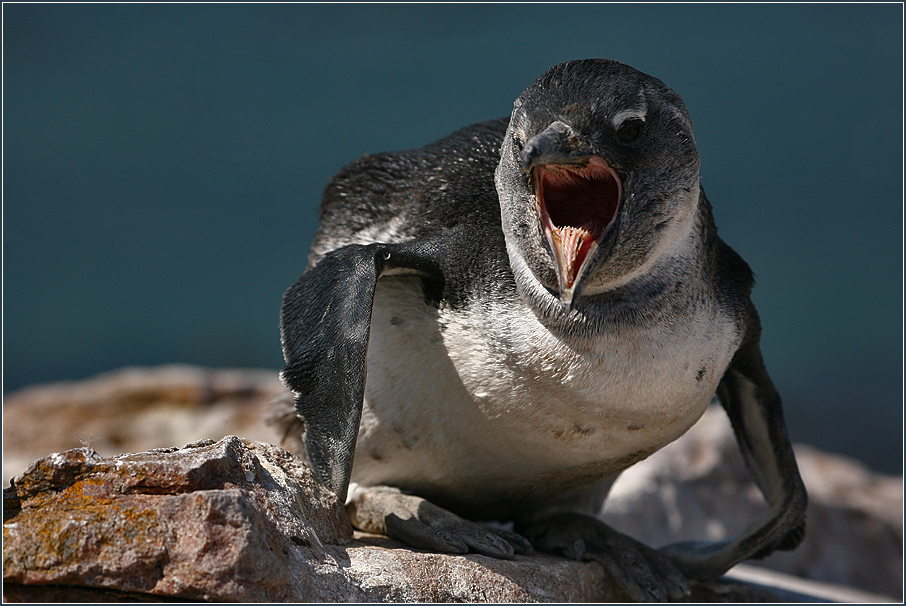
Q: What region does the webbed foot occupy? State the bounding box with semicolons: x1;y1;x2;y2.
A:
518;512;691;602
347;486;533;559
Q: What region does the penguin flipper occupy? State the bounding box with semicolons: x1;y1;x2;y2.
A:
280;240;445;502
660;306;808;578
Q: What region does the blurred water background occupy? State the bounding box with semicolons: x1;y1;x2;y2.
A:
3;4;902;473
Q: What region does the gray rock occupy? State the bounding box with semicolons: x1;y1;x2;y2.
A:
3;437;354;601
3;436;612;602
4;436;869;603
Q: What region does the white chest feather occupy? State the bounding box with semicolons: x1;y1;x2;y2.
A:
351;275;739;501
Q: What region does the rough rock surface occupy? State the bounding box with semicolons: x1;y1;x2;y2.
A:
2;436;870;603
3;437;354;601
3;366;902;601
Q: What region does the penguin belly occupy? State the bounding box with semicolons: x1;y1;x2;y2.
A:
350;274;738;519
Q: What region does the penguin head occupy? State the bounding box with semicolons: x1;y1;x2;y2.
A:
496;59;701;311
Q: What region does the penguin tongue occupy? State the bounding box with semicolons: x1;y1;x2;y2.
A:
548;225;595;288
534;157;621;288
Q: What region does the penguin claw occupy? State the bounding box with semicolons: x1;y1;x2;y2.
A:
518;512;691;603
347;486;522;559
384;513;470;554
482;524;535;555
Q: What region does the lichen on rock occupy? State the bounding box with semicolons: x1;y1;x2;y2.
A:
3;437;353;601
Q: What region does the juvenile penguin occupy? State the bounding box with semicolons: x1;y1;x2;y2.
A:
280;58;807;601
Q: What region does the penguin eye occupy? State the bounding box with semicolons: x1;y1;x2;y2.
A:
616;118;644;143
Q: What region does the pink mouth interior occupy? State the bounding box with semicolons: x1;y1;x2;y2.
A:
534;157;621;288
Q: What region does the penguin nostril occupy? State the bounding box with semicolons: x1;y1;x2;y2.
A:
521;143;541;171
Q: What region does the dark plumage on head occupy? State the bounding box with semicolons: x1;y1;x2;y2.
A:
496;58;702;310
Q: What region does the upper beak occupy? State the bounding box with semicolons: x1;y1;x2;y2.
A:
521;121;593;171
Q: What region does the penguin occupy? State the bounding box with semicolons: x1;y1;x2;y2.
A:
280;58;807;602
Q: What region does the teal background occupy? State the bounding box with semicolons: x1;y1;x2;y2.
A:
4;4;902;473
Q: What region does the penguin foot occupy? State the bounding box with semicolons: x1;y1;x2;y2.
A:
517;512;691;603
346;486;532;559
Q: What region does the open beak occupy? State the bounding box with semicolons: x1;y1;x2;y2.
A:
522;122;622;309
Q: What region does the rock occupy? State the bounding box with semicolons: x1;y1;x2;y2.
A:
3;436;871;603
3;366;901;601
3;436;613;602
2;365;284;487
3;437;353;601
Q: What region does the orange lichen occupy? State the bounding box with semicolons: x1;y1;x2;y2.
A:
4;475;169;579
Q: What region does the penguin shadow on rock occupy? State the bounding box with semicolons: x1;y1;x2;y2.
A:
275;58;807;602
